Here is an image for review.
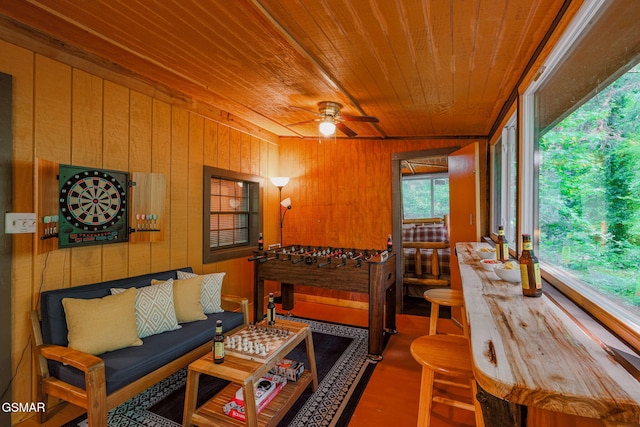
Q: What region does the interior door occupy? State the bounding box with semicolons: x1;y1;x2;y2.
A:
448;142;480;292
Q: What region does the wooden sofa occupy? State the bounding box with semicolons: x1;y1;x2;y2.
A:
30;267;249;427
402;216;451;296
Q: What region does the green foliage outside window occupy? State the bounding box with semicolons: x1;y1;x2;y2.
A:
538;65;640;309
402;174;449;219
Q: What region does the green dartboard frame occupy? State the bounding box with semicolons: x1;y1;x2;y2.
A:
58;164;129;248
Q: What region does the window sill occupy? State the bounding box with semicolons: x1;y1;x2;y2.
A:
543;281;640;382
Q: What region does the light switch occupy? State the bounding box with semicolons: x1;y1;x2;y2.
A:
5;213;37;234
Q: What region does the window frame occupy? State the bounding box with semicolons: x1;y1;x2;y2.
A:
202;166;263;264
490;113;518;252
518;0;640;351
401;172;450;220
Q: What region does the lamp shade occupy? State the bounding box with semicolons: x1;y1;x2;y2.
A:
280;197;292;209
271;176;290;188
319;119;336;136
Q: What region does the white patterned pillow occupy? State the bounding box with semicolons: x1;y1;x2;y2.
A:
111;281;181;338
176;271;225;314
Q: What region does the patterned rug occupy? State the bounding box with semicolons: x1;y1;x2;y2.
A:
65;316;375;427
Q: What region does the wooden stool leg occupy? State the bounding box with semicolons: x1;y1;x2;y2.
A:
418;366;435;427
429;302;440;335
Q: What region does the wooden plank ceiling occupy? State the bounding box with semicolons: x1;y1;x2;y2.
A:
402;156;448;175
0;0;567;139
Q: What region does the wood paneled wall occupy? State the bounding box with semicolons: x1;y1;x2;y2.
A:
277;137;476;249
1;39;280;424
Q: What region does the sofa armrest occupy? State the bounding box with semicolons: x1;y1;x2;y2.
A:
37;343;108;424
39;344;105;374
221;294;249;325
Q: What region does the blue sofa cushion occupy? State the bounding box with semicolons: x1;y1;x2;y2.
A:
40;268;193;347
50;311;244;394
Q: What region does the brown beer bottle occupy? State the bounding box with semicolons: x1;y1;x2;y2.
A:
519;234;542;297
496;225;509;262
213;320;225;364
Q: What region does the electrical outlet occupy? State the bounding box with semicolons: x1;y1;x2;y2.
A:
5;213;37;234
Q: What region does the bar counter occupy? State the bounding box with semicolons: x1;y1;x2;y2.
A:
456;242;640;425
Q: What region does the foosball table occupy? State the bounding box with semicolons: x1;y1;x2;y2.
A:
249;245;397;360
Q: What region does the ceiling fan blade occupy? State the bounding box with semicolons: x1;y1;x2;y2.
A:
287;118;320;127
339;114;379;123
336;122;357;137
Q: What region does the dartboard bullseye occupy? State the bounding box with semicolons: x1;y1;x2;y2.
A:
58;165;129;247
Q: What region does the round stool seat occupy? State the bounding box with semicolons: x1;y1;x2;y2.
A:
423;288;464;307
410;335;473;378
423;289;465;335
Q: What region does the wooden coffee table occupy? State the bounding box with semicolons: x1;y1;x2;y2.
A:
182;318;318;427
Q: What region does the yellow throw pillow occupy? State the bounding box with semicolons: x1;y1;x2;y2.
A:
176;270;225;314
151;277;206;323
62;287;143;355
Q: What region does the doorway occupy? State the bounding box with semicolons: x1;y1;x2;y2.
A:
391;147;458;313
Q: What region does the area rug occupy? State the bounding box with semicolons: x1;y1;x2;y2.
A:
64;316;375;427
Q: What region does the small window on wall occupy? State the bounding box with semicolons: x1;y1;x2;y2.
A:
203;167;262;263
402;173;449;219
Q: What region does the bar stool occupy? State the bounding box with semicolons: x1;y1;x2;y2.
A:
410;335;484;427
423;288;465;336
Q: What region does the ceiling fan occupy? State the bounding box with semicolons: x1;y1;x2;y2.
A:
288;101;379;137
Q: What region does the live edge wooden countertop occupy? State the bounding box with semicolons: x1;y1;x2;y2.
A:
456;242;640;424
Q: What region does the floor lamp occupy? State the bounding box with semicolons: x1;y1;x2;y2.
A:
271;177;291;246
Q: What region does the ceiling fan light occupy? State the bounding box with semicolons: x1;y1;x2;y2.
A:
319;119;336;136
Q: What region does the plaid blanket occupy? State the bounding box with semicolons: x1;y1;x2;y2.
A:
402;224;450;276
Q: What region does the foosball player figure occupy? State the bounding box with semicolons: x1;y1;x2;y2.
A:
267;292;276;325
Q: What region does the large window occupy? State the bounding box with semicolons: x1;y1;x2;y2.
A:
537;65;640;313
203;167;262;263
525;0;640;348
402;173;449;219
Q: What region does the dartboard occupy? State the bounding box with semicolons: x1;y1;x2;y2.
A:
57;165;129;248
60;170;127;229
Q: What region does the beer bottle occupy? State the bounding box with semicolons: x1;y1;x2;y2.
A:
213;320;225;364
267;292;276;325
387;234;393;252
258;232;264;251
519;234;542;297
496;225;509;262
